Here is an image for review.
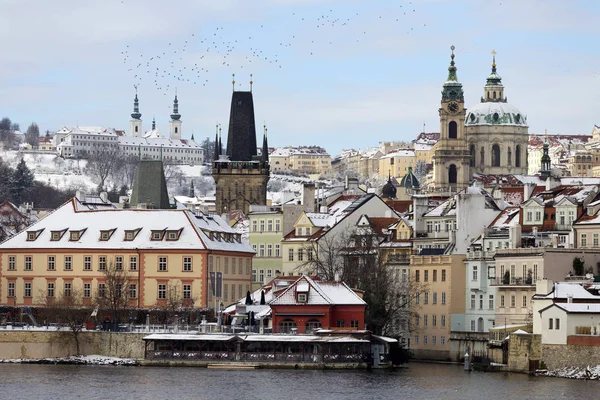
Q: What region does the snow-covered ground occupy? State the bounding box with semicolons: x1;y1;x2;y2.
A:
0;355;137;365
538;365;600;380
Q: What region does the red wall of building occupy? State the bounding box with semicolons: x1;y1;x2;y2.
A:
271;304;365;333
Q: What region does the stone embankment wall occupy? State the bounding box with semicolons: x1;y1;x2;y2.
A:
0;331;146;359
543;336;600;370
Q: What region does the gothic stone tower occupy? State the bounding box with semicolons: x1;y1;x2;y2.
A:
212;83;270;215
432;46;471;190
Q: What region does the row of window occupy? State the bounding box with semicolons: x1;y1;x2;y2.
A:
251;219;281;233
207;256;251;275
252;269;276;283
26;228;183;243
6;255;193;272
499;294;528;308
414;335;446;346
252;244;281;258
580;233;600;247
497;264;539;283
7;281;140;300
415;314;447;328
415;291;446;305
207;283;251;302
288;248;313;262
414;269;447;283
470;293;494;310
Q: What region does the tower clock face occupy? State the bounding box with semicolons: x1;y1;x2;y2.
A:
448;102;459;113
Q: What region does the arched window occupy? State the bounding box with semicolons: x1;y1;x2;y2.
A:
279;318;297;334
305;319;322;334
480;147;485;166
492;144;501;167
493;91;497;99
175;127;178;134
515;145;521;167
448;164;457;184
507;147;512;166
135;126;138;133
448;121;458;139
478;317;484;332
469;145;476;167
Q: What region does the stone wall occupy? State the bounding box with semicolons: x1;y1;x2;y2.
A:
507;333;541;373
543;340;600;370
0;331;146;359
449;332;489;362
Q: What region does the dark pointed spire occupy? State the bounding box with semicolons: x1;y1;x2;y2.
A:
226;90;257;161
131;88;141;120
218;125;223;156
261;124;269;163
170;92;181;120
213;124;219;160
540;135;551;179
446;45;458;82
152;116;156;130
191;132;195;141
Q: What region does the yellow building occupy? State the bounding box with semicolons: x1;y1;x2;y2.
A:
378;150;416;180
270;146;331;176
0;197;254;309
410;254;466;360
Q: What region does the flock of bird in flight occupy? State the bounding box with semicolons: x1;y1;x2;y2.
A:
119;2;423;101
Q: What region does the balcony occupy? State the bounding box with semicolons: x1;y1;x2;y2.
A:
489;276;535;287
467;250;496;260
414;230;450;239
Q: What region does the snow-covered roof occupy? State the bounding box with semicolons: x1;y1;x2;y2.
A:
143;334;235;341
465;102;527;127
535;282;600;300
0;198;254;253
546;303;600;314
270;276;366;306
119;136;201;148
380;150;415;159
270;146;330;157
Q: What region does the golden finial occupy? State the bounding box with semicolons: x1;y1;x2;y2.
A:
250;73;253;92
491;49;497;67
232;73;235;92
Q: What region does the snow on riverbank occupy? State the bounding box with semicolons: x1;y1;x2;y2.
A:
0;355;137;366
538;365;600;380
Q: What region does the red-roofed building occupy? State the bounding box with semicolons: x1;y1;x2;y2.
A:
270;275;366;334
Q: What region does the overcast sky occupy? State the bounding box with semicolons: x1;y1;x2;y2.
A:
1;0;599;155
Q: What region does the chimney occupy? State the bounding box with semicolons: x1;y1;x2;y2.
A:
302;183;316;212
76;191;86;202
524;183;535;201
99;192;108;202
546;177;556;191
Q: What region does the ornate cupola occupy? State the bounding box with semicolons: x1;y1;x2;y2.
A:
169;92;182;140
441;45;464;103
130;89;143;137
540;138;552;179
482;50;506;103
131;92;141;120
381;172;397;199
170;94;181;120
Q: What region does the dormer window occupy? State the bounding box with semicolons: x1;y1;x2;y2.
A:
69;229;86;241
165;229;183;241
26;229;44;241
99;229;116;241
50;229;67;241
124;228;141;241
297;293;307;303
151;230;166;241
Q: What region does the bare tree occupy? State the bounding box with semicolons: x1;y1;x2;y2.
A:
38;289;91;355
85;147;123;192
25;122;40;147
95;259;133;329
157;282;196;324
298;226;427;338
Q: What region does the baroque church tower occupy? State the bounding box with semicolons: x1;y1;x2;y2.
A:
212;76;270;215
169;93;182;140
432;46;471;190
130;90;143;137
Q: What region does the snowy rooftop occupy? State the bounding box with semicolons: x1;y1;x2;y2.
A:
270;146;330;157
119;136;201;148
549;303;600;314
535;282;600;300
270;276;366;306
0;198;254;253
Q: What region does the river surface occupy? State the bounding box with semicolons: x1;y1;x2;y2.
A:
0;362;598;400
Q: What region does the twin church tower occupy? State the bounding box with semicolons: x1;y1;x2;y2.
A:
433;46;529;190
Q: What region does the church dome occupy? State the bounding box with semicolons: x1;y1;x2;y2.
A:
400;166;420;189
381;175;397;199
465;102;527;127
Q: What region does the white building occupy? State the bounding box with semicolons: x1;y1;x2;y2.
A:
55;93;203;165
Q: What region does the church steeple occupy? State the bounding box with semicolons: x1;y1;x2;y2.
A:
170;94;181;120
152;116;156;130
441;45;464;103
261;124;269;163
131;92;141;120
169;92;182;140
213;124;219;161
482;50;506;103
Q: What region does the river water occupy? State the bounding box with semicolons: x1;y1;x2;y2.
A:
1;362;598;400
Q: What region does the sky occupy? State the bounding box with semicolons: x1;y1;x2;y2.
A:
1;0;599;156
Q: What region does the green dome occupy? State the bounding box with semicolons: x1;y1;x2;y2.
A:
400;166;420;189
